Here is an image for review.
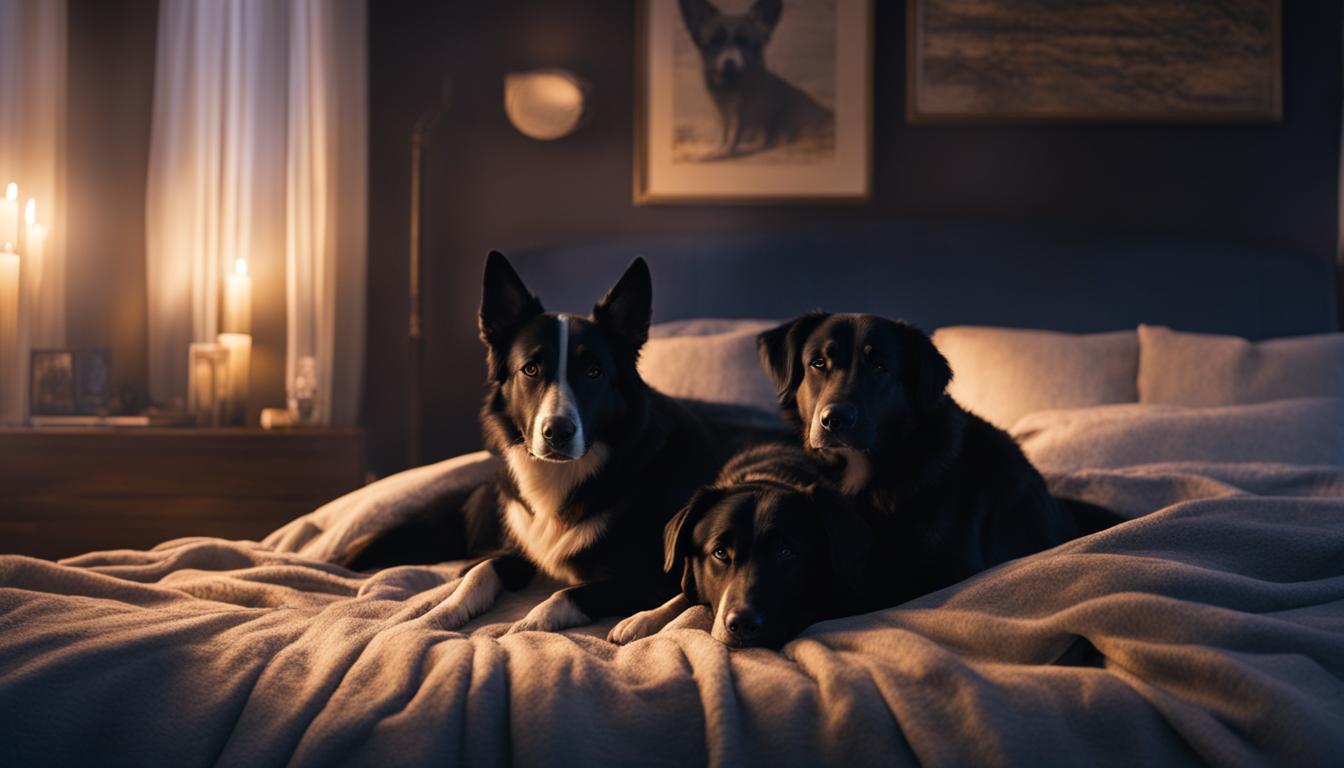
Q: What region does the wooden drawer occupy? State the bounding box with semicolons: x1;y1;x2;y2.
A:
0;428;366;559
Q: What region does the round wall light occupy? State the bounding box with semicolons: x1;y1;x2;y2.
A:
504;68;588;141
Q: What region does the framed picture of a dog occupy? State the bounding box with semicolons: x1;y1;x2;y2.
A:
635;0;872;204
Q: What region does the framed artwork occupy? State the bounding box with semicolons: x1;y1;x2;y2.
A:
635;0;873;204
907;0;1281;123
30;350;76;416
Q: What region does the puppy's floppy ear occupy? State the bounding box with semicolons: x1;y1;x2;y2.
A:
593;257;653;351
749;0;783;31
479;251;544;378
808;484;870;596
678;0;718;45
897;321;951;411
663;488;721;573
757;311;829;409
663;488;723;603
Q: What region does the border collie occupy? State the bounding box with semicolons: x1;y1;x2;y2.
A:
350;252;741;633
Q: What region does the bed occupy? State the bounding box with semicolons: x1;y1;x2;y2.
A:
3;225;1343;766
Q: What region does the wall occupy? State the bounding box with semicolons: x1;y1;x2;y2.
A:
65;0;287;423
373;1;1340;474
66;0;158;408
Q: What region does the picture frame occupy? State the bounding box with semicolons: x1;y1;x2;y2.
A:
635;0;873;204
30;349;76;416
74;348;112;415
907;0;1282;124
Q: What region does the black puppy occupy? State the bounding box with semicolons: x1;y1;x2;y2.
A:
345;253;732;633
678;0;833;159
758;312;1083;607
609;444;868;649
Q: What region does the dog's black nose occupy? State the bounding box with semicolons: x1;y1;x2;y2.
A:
541;416;577;444
725;607;762;639
819;403;858;432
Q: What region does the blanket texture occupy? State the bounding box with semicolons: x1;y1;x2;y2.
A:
2;457;1343;767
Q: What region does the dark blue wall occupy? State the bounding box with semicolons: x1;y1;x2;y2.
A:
366;0;1342;475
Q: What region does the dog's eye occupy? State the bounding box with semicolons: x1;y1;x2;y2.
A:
779;546;794;559
809;358;826;370
586;365;602;379
711;547;729;562
521;362;539;377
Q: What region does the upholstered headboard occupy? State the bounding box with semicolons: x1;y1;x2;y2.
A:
508;221;1338;339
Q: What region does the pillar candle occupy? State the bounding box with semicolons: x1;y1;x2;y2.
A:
218;332;252;425
0;248;20;425
223;258;252;334
23;200;44;299
0;184;17;251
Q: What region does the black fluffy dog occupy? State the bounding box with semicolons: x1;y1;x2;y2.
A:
758;312;1093;607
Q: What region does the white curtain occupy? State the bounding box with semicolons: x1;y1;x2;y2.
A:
146;0;366;424
0;0;67;418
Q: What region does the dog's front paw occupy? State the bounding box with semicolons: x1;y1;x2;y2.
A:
508;592;590;634
607;608;668;645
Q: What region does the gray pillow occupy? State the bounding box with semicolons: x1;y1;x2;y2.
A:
932;326;1139;430
1138;325;1344;405
1012;399;1344;472
640;319;780;411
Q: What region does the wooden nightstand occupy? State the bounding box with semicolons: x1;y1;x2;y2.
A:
0;428;366;560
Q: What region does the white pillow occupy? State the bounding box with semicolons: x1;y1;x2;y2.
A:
1138;324;1344;406
640;319;779;411
1011;399;1344;472
933;326;1138;430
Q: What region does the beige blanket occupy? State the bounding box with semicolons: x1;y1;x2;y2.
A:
3;456;1343;766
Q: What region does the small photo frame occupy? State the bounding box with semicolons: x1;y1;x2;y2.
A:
30;349;76;416
74;348;112;415
635;0;873;203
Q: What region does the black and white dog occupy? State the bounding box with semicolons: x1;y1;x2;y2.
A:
757;313;1106;608
366;252;734;633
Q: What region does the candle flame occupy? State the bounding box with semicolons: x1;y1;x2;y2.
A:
4;183;15;202
234;258;248;276
24;198;36;226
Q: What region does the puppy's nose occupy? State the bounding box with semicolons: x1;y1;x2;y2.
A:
819;403;858;432
541;416;577;445
725;607;762;640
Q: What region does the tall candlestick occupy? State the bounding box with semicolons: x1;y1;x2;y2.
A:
223;257;252;334
0;183;17;251
0;247;20;425
218;332;252;425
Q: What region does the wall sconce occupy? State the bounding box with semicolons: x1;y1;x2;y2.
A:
504;68;588;140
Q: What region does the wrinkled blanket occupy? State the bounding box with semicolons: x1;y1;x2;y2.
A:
2;456;1343;766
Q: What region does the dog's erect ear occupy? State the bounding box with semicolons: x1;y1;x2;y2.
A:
758;311;829;409
809;484;870;596
479;251;543;344
749;0;783;32
593;257;653;351
678;0;718;46
896;321;951;411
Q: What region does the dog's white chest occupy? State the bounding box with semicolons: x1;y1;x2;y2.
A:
503;445;610;583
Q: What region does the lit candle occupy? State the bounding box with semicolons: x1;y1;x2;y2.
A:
23;199;44;295
217;332;252;425
0;246;20;425
223;257;252;334
0;183;17;251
